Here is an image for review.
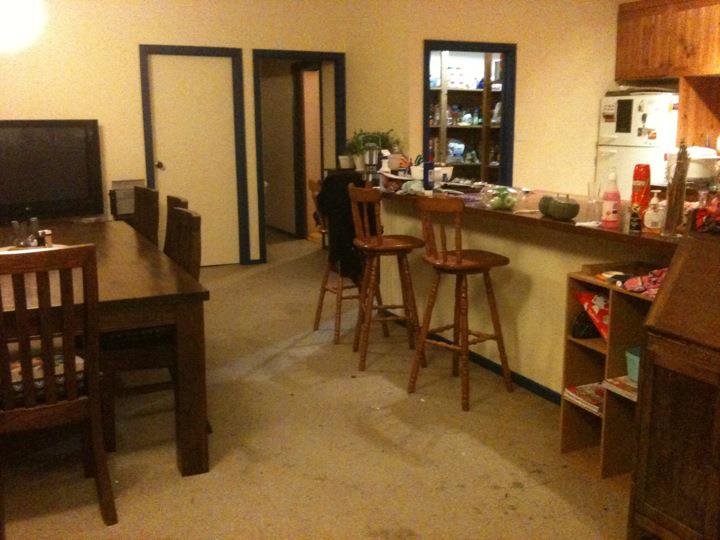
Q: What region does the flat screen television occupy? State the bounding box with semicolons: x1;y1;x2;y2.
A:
0;119;103;223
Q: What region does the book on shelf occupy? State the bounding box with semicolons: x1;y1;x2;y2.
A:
601;376;638;402
563;382;605;416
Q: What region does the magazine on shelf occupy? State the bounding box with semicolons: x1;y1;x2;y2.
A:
563;382;605;416
602;376;638;402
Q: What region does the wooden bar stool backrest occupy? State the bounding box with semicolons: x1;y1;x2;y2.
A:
348;185;382;245
132;186;160;246
163;207;202;281
416;195;465;265
163;195;189;253
0;245;99;417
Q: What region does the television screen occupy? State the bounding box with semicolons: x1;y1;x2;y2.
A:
0;120;103;222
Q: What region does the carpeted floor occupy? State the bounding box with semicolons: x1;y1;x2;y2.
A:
3;230;630;539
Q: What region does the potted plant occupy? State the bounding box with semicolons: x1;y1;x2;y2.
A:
344;129;401;171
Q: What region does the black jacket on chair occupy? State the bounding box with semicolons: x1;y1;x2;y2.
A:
317;170;365;282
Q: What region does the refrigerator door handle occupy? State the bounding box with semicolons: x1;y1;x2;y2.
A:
598;135;619;145
598;148;618;156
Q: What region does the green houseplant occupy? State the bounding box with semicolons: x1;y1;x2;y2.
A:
345;129;402;171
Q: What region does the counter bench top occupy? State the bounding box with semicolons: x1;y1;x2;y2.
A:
383;190;679;252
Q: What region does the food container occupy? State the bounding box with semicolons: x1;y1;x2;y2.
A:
380;172;409;192
625;346;640;383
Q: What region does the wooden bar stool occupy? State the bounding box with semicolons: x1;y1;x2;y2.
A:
310;179;360;343
407;195;513;411
348;185;424;370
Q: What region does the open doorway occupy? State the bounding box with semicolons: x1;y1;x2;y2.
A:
253;50;346;261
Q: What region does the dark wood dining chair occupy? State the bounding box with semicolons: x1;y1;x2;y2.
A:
407;195;513;411
348;185;424;371
100;207;202;451
130;186;160;246
163;195;189;255
0;245;118;537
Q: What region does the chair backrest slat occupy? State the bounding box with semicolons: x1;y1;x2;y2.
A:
348;185;383;244
132;186;160;246
36;270;58;404
60;268;78;400
163;207;202;281
416;195;465;265
0;284;14;410
12;274;36;406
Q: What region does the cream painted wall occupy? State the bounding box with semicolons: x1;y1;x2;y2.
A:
303;69;322;236
346;0;623;193
1;0;623;261
259;59;295;234
0;0;349;261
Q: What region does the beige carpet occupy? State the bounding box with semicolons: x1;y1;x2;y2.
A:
4;230;629;539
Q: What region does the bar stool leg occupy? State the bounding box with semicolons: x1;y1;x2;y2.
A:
397;254;417;349
353;258;372;352
313;260;331;331
452;274;462;377
408;271;441;393
483;271;514;392
459;274;470;411
374;287;390;338
358;255;379;371
333;269;344;344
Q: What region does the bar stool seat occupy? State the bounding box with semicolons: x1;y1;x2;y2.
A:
408;194;513;411
422;249;509;273
348;185;424;371
354;234;425;253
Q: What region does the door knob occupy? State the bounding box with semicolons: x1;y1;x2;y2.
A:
155;161;165;170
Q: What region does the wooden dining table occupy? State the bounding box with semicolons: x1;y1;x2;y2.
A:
0;219;211;476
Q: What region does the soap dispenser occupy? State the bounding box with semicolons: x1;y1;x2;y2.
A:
643;190;665;235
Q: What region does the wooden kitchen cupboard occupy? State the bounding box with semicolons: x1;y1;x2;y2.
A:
560;263;653;478
628;236;720;540
617;0;720;80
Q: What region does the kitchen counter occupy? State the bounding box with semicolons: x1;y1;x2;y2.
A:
379;189;677;397
384;189;679;252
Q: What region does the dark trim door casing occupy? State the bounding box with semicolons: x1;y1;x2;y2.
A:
139;44;252;264
423;39;517;187
253;49;347;263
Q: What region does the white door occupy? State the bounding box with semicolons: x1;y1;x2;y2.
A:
149;54;239;265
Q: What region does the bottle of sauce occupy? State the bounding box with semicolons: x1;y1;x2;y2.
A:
643;190;665;235
601;169;621;230
629;163;651;234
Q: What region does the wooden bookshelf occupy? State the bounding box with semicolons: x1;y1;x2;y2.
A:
560;262;653;478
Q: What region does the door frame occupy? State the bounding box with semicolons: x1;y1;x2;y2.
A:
423;39;517;187
139;44;250;263
292;61;322;239
253;49;346;262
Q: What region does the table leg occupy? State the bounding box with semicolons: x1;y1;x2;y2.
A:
175;302;209;476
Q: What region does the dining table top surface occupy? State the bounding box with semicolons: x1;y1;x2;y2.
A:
0;219;209;308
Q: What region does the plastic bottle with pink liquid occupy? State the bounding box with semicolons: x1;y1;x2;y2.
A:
601;169;621;230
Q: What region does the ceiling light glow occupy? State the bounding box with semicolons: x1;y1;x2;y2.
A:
0;0;47;54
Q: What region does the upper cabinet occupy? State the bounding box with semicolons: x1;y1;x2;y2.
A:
617;0;720;80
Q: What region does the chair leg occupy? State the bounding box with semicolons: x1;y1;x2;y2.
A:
0;454;5;540
408;271;441;393
88;403;118;525
397;254;418;350
452;274;462;377
81;422;96;478
374;280;390;338
358;255;379;371
353;258;372;352
333;270;344;344
100;366;117;453
459;274;471;411
484;271;514;392
313;261;331;331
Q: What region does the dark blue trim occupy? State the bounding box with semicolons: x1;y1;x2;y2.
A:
252;49;347;263
139;44;252;264
427;332;561;405
422;40;517;187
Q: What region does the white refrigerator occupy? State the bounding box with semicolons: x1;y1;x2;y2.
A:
595;92;679;199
